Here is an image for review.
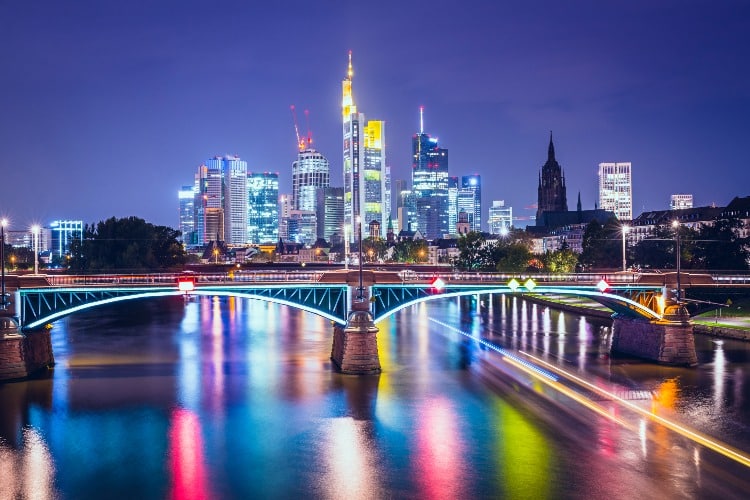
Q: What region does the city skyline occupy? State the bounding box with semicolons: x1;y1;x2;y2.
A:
1;1;749;229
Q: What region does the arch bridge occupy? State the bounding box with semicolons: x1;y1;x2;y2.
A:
12;271;666;331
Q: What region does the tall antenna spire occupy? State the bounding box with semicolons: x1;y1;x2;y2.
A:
419;106;424;134
347;50;353;80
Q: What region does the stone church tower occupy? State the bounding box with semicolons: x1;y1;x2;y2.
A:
536;132;568;224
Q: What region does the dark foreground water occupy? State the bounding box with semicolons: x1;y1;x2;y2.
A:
1;295;749;499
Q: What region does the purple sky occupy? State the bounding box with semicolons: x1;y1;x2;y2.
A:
1;0;748;230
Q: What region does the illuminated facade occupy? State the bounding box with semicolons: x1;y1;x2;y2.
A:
247;172;279;244
316;187;344;243
412;108;449;239
210;155;248;245
194;161;223;245
488;200;513;235
461;174;482;231
178;185;195;245
292;149;329;212
49;220;83;258
342;52;389;243
670;194;693;210
598;162;632;220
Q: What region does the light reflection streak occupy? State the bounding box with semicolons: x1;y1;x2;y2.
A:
168;408;210;500
0;428;57;499
323;418;380;499
415;398;464;499
713;340;726;411
519;351;750;468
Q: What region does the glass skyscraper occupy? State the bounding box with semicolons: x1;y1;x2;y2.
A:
247;172;279;244
412;108;449;240
461;174;482;232
178;185;195;245
292;149;330;212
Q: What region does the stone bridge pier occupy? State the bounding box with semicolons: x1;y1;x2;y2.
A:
611;300;697;367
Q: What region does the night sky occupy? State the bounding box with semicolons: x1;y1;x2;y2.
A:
1;0;749;230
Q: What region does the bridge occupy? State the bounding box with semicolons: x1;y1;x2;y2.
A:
3;269;748;379
10;270;669;330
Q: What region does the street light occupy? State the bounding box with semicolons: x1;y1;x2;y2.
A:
621;224;630;272
357;216;364;301
31;225;40;275
1;218;7;309
672;220;681;303
213;248;219;264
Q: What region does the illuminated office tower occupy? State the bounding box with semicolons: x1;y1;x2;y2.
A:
247;172;279;244
194;160;224;244
412;107;449;239
342;51;364;244
461;174;482;231
447;177;459;234
488;200;513;235
292;149;330;212
316;187;344;243
363;120;388;236
206;155;247;245
598;162;632;220
670;194;693;210
49;220;83;259
178;185;196;245
342;52;389;242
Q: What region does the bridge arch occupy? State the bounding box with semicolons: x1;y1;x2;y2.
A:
18;285;350;330
370;284;663;324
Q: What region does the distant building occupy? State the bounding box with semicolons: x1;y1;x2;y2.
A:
194;160;223;245
598;162;632;220
287;210;317;246
49;220;83;258
461;175;482;231
205;155;247;245
670;194;693;210
720;196;750;239
316;187;344;243
292;148;329;213
488;200;513;235
278;193;292;240
412;108;449;240
247;172;279;244
536;133;567;224
178;185;195;245
631;205;723;243
447;177;459;234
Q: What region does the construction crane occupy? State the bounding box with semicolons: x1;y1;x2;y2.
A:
290;105;306;152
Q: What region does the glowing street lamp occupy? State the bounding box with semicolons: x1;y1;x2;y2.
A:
1;218;7;309
213;248;219;264
672;220;681;303
31;224;40;275
621;224;630;272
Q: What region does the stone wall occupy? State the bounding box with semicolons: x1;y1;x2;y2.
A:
0;330;54;382
612;316;697;366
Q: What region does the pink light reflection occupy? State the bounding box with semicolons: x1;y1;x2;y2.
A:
414;398;465;499
168;407;211;500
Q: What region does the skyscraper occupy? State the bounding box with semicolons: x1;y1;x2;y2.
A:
292;149;330;212
412;107;449;240
342;52;390;243
316;187;344;244
178;185;195;245
194;160;224;244
461;174;482;231
447;177;459;234
247;172;279;244
598;162;632;220
536;133;567;224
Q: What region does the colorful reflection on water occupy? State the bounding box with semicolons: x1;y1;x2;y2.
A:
0;294;748;498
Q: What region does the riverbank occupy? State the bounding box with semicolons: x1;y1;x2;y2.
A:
520;293;750;341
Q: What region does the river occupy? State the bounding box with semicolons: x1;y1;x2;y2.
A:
1;294;749;499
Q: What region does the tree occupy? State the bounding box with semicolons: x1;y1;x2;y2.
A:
632;224;697;270
544;248;579;273
68;216;186;272
390;239;428;263
579;218;620;270
455;232;488;270
692;218;749;270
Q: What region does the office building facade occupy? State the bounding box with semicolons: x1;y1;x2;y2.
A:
598;162;632;220
247;172;279;244
412;109;449;240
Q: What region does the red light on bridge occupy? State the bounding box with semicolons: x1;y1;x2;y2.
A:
431;277;446;291
178;277;195;293
597;279;609;292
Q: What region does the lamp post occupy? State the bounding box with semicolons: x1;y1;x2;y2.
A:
672;220;681;303
621;224;630;272
1;219;6;309
31;225;40;275
357;216;364;301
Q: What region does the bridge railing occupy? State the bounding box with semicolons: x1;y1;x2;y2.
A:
399;271;643;284
44;271;325;287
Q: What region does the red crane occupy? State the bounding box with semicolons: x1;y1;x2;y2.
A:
290;105;306;152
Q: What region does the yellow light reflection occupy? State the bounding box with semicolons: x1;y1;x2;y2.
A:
323;417;381;498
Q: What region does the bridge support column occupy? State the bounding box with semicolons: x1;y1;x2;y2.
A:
611;304;697;366
0;319;55;381
331;302;381;375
